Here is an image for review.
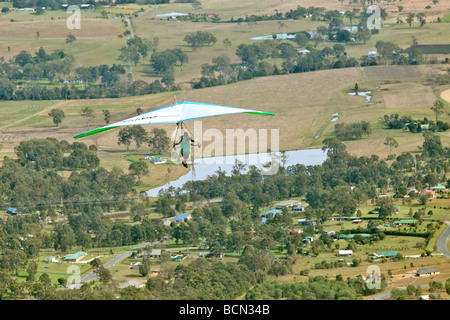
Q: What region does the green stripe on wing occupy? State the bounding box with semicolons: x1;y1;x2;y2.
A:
74;126;117;139
245;111;276;116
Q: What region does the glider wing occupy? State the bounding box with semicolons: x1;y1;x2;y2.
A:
74;101;275;139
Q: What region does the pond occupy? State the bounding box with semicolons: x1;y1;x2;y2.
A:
348;91;372;102
146;148;327;197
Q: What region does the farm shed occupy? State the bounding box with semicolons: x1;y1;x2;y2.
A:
415;268;440;277
371;251;398;260
394;219;418;226
63;251;87;263
275;200;300;208
338;250;353;257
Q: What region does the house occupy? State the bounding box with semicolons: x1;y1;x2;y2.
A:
44;256;59;263
130;262;142;270
6;208;18;215
148;249;162;258
418;295;430;300
80;4;91;8
172;213;191;223
352;219;362;224
289;229;302;235
371;251;398;260
151;157;166;165
327;230;336;236
155;12;189;19
292;206;304;212
63;251;87;263
298;49;310;55
368;51;377;58
394;219;418;226
303;236;313;243
421;189;435;197
275;200;300;209
18;8;34;11
430;183;447;191
416;268;440;277
338;250;353;257
261;209;282;217
298;219;316;226
138;249;168;259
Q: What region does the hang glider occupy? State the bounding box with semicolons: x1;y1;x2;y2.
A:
73;100;275;139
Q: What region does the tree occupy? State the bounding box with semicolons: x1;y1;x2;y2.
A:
129;160;149;182
295;32;309;47
149;37;159;53
118;127;133;151
345;10;357;31
48;108;65;127
375;40;400;65
102;109;111;124
130;125;148;151
336;29;351;43
278;20;287;35
416;13;426;28
90;258;102;269
431;100;445;122
422;132;444;158
80;107;94;131
168;48;189;71
150;50;178;74
97;266;112;284
356;28;371;44
384;137;399;155
184;31;216;50
406;13;415;28
139;258;151;277
148;128;170;154
66;34;77;49
223;38;232;49
14;50;33;67
192;0;202;15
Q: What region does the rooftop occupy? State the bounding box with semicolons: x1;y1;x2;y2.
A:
261;209;282;217
172;213;190;221
416;268;439;275
63;251;86;260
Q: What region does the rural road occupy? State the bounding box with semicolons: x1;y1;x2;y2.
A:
78;241;154;285
437;221;450;259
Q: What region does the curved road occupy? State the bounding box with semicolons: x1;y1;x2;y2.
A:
437;221;450;259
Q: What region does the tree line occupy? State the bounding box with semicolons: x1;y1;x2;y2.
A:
0;47;173;101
